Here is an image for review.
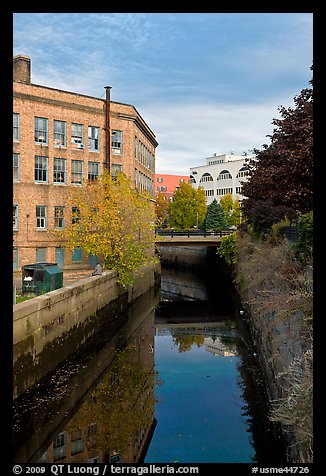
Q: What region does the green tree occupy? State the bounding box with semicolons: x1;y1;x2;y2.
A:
168;182;206;230
220;194;241;227
57;171;157;286
203;199;228;230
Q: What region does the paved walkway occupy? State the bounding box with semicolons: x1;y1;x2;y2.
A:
13;268;94;293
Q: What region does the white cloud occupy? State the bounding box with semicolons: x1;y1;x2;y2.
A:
142;96;296;175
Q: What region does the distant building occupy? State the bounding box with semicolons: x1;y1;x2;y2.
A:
13;54;158;270
189;153;253;205
154;173;190;201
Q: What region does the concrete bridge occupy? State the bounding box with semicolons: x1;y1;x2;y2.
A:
155;229;233;247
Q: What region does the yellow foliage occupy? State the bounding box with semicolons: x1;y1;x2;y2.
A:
56;171;157;286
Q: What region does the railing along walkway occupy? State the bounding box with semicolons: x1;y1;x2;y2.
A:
155;229;234;246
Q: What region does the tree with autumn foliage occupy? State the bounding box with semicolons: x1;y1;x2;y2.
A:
167;182;207;230
57;171;157;286
219;193;241;227
241;67;313;233
155;192;170;228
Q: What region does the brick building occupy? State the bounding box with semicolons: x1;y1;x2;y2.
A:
154;173;190;201
13;55;158;270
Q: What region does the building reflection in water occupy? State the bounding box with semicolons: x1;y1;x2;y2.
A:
13;289;159;464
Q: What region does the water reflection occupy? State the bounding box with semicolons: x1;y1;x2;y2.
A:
145;325;255;463
13;287;159;464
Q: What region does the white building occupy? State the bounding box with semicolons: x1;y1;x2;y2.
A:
189;153;253;205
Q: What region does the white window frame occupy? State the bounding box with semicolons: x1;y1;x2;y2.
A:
35;117;48;144
88;162;100;181
88;126;100;151
35;156;48;183
13;205;18;230
54;120;66;147
54;206;65;229
36;206;47;229
112;130;122;154
71;160;84;185
53;158;66;184
13;113;20;142
71;123;84;149
13;153;20;181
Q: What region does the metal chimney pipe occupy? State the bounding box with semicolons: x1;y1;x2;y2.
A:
104;86;112;172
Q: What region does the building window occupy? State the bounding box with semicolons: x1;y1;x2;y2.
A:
236;166;250;178
189;175;196;184
236;186;242;194
13;153;20;181
36;247;47;262
71;160;83;185
157;186;167;192
35;117;48;144
13;248;19;270
36;206;47;229
53;432;67;461
200;173;213;183
35;156;48;183
72;247;82;262
72;207;80;224
54;158;66;184
13;205;18;230
88;162;100;181
88;126;100;151
71;123;84;148
218;170;232;180
13;113;20;142
54;207;65;228
111;163;123;177
54;120;66;147
205;190;214;196
112;130;122;154
71;429;84;455
157;177;163;183
216;188;233;196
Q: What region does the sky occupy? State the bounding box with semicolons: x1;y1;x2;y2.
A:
13;12;313;175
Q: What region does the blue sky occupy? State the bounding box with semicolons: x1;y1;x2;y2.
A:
13;12;313;175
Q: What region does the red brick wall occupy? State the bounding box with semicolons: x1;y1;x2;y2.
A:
13;81;157;269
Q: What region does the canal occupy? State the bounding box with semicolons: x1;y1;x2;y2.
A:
13;249;286;464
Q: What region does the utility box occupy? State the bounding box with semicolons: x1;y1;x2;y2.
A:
22;262;63;294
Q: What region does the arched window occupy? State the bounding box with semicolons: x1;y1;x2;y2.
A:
218;169;232;180
189;175;197;184
199;172;213;183
236;166;250;178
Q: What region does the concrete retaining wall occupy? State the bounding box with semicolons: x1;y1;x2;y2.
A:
13;262;160;399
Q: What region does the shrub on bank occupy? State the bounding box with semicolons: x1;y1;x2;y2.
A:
233;231;313;463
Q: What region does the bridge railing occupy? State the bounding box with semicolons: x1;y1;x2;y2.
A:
155;228;234;238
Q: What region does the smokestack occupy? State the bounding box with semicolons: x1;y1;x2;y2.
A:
104;86;112;172
13;54;31;84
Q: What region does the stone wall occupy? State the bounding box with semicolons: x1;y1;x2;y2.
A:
13;262;160;399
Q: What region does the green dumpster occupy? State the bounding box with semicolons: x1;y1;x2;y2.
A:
22;262;63;294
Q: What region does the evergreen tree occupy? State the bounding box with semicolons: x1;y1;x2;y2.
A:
203;199;228;230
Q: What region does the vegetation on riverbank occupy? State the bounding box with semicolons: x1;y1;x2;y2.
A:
217;214;313;463
216;65;313;462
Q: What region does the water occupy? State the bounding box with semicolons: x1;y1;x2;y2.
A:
13;253;286;464
145;325;255;463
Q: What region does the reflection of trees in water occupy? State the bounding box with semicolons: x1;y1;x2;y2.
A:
172;334;205;352
170;324;238;355
70;341;158;462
